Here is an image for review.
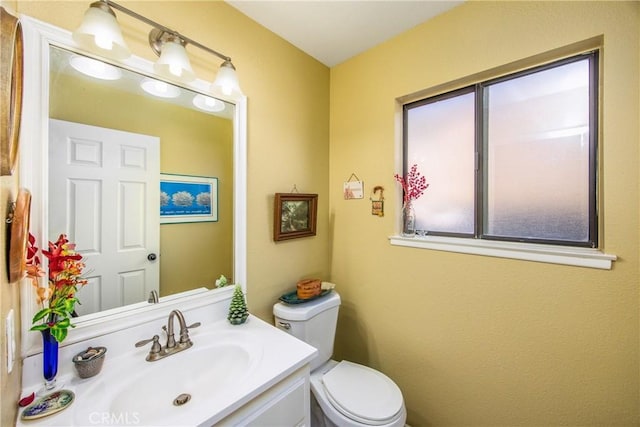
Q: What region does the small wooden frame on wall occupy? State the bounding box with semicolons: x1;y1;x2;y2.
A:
273;193;318;241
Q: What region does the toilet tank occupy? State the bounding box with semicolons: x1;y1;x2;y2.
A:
273;292;341;371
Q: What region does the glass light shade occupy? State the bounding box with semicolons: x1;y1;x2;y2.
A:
192;94;225;113
72;4;130;60
140;78;180;98
70;55;122;80
212;60;242;96
154;39;196;83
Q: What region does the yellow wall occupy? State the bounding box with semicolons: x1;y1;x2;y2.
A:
0;184;21;427
1;2;23;425
330;1;639;425
50;73;234;295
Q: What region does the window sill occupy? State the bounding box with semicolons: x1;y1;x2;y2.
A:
389;235;617;270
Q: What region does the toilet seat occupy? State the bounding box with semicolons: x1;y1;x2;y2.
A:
321;361;404;426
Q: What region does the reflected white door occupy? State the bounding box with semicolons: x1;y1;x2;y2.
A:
49;119;160;315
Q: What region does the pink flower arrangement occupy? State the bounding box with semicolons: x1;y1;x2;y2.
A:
394;164;429;204
25;233;88;342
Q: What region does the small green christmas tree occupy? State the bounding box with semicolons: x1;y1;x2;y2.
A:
215;274;228;288
228;285;248;325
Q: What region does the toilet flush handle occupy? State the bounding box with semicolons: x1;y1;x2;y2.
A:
277;321;291;330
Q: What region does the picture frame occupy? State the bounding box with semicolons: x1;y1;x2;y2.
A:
160;173;218;224
343;180;364;199
273;193;318;241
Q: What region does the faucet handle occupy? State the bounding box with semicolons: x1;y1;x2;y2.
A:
178;322;201;345
135;335;162;361
161;323;199;333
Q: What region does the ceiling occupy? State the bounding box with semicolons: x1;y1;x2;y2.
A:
225;1;464;67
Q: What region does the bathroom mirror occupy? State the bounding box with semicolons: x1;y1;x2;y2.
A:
19;16;247;356
48;45;234;316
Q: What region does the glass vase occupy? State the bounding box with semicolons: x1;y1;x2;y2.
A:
41;329;59;392
402;201;416;237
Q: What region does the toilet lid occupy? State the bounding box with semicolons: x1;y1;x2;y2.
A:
322;361;403;425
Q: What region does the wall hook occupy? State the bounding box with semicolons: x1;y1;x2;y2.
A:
370;186;384;217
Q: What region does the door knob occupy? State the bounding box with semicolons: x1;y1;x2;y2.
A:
147;253;157;261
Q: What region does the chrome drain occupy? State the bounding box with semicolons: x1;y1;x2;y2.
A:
173;393;191;406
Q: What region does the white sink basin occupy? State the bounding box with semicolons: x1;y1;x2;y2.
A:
76;332;262;426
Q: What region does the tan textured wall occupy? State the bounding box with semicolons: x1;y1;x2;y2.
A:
0;183;21;427
1;2;23;425
0;179;21;427
329;1;639;425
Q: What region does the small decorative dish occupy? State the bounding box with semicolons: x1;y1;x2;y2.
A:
21;390;74;421
279;289;332;305
73;346;107;378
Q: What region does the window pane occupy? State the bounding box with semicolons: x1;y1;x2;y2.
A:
406;92;475;234
485;59;591;242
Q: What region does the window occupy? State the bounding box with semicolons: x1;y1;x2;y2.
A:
403;52;598;248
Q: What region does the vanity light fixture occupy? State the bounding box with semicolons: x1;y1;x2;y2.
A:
213;60;241;96
72;1;130;60
73;0;242;94
151;34;195;83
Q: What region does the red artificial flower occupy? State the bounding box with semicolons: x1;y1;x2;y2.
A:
26;233;87;343
394;164;429;204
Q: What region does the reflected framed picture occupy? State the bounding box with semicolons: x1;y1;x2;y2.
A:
160;174;218;224
273;193;318;241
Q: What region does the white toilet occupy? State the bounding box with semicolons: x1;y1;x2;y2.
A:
274;291;407;427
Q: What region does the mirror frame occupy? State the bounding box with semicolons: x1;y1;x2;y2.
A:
18;15;247;357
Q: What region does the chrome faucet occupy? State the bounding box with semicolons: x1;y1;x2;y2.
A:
147;290;159;304
135;309;201;362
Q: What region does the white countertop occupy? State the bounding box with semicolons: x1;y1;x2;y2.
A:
17;313;317;426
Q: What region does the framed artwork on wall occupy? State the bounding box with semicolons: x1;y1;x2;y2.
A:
273;193;318;241
160;174;218;224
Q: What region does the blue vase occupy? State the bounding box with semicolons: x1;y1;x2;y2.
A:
41;329;59;390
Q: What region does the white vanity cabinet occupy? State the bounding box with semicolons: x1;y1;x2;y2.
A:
216;367;310;426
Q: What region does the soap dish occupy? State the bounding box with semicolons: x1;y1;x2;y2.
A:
279;289;332;304
21;390;74;420
73;346;107;379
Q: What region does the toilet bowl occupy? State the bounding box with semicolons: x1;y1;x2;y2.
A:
310;360;406;427
273;292;407;427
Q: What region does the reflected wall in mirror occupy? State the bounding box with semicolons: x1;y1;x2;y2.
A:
48;46;234;316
